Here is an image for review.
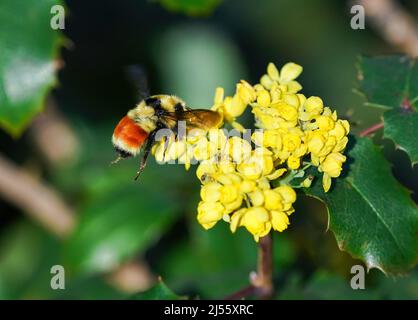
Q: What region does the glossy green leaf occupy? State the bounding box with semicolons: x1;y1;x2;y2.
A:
158;0;222;16
357;55;418;164
305;138;418;275
384;109;418;165
0;0;63;136
356;55;418;110
131;279;183;300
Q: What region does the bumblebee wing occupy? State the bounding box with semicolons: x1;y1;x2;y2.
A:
161;109;223;130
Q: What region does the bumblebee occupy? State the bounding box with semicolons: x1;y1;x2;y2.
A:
112;95;223;180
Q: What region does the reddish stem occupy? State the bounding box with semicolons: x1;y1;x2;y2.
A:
359;122;384;137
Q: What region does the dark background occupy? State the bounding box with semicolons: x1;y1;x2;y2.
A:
0;0;417;299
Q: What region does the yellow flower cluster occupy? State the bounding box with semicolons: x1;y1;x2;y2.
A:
152;62;349;241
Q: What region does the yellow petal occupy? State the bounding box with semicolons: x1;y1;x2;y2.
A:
266;168;287;180
275;185;297;204
279;63;303;83
214;87;224;105
322;173;332;192
267;62;280;81
271;210;290;232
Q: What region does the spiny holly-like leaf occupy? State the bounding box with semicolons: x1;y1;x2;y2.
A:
384;109;418;165
0;0;63;136
131;279;184;300
356;55;418;164
305;138;418;275
356;55;417;110
158;0;222;16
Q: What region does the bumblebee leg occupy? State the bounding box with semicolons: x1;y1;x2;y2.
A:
162;135;170;161
134;131;156;181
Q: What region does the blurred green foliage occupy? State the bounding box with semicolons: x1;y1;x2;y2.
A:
0;0;62;136
0;0;417;300
158;0;222;16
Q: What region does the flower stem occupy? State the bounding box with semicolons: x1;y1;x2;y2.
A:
359;122;384;137
252;234;274;299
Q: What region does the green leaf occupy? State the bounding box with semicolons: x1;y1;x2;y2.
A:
158;0;222;16
152;25;246;108
131;279;183;300
305;137;418;275
383;109;418;165
0;221;51;299
66;185;182;275
356;55;418;164
0;0;63;136
356;55;418;110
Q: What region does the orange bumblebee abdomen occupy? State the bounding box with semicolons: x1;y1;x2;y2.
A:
112;116;149;157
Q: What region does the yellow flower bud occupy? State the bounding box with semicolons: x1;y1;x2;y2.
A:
273;101;298;122
264;190;283;211
200;182;221;202
237;161;262;180
316;115;335;131
283;93;300;108
228;137;252;163
287;155;301;170
218;161;236;174
248;189;264;207
304;96;324;118
329;120;349;140
208;129;227;149
271;210;290;232
320;152;346;178
241;207;271;240
275;185;297;204
196;161;217;181
307;132;326;155
224;195;243;213
240;179;257;193
193;138;217;161
197;201;224;229
302;175;314;188
283;133;301;152
270;83;282;102
257;89;271;108
220;185;239;203
237;80;256;105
